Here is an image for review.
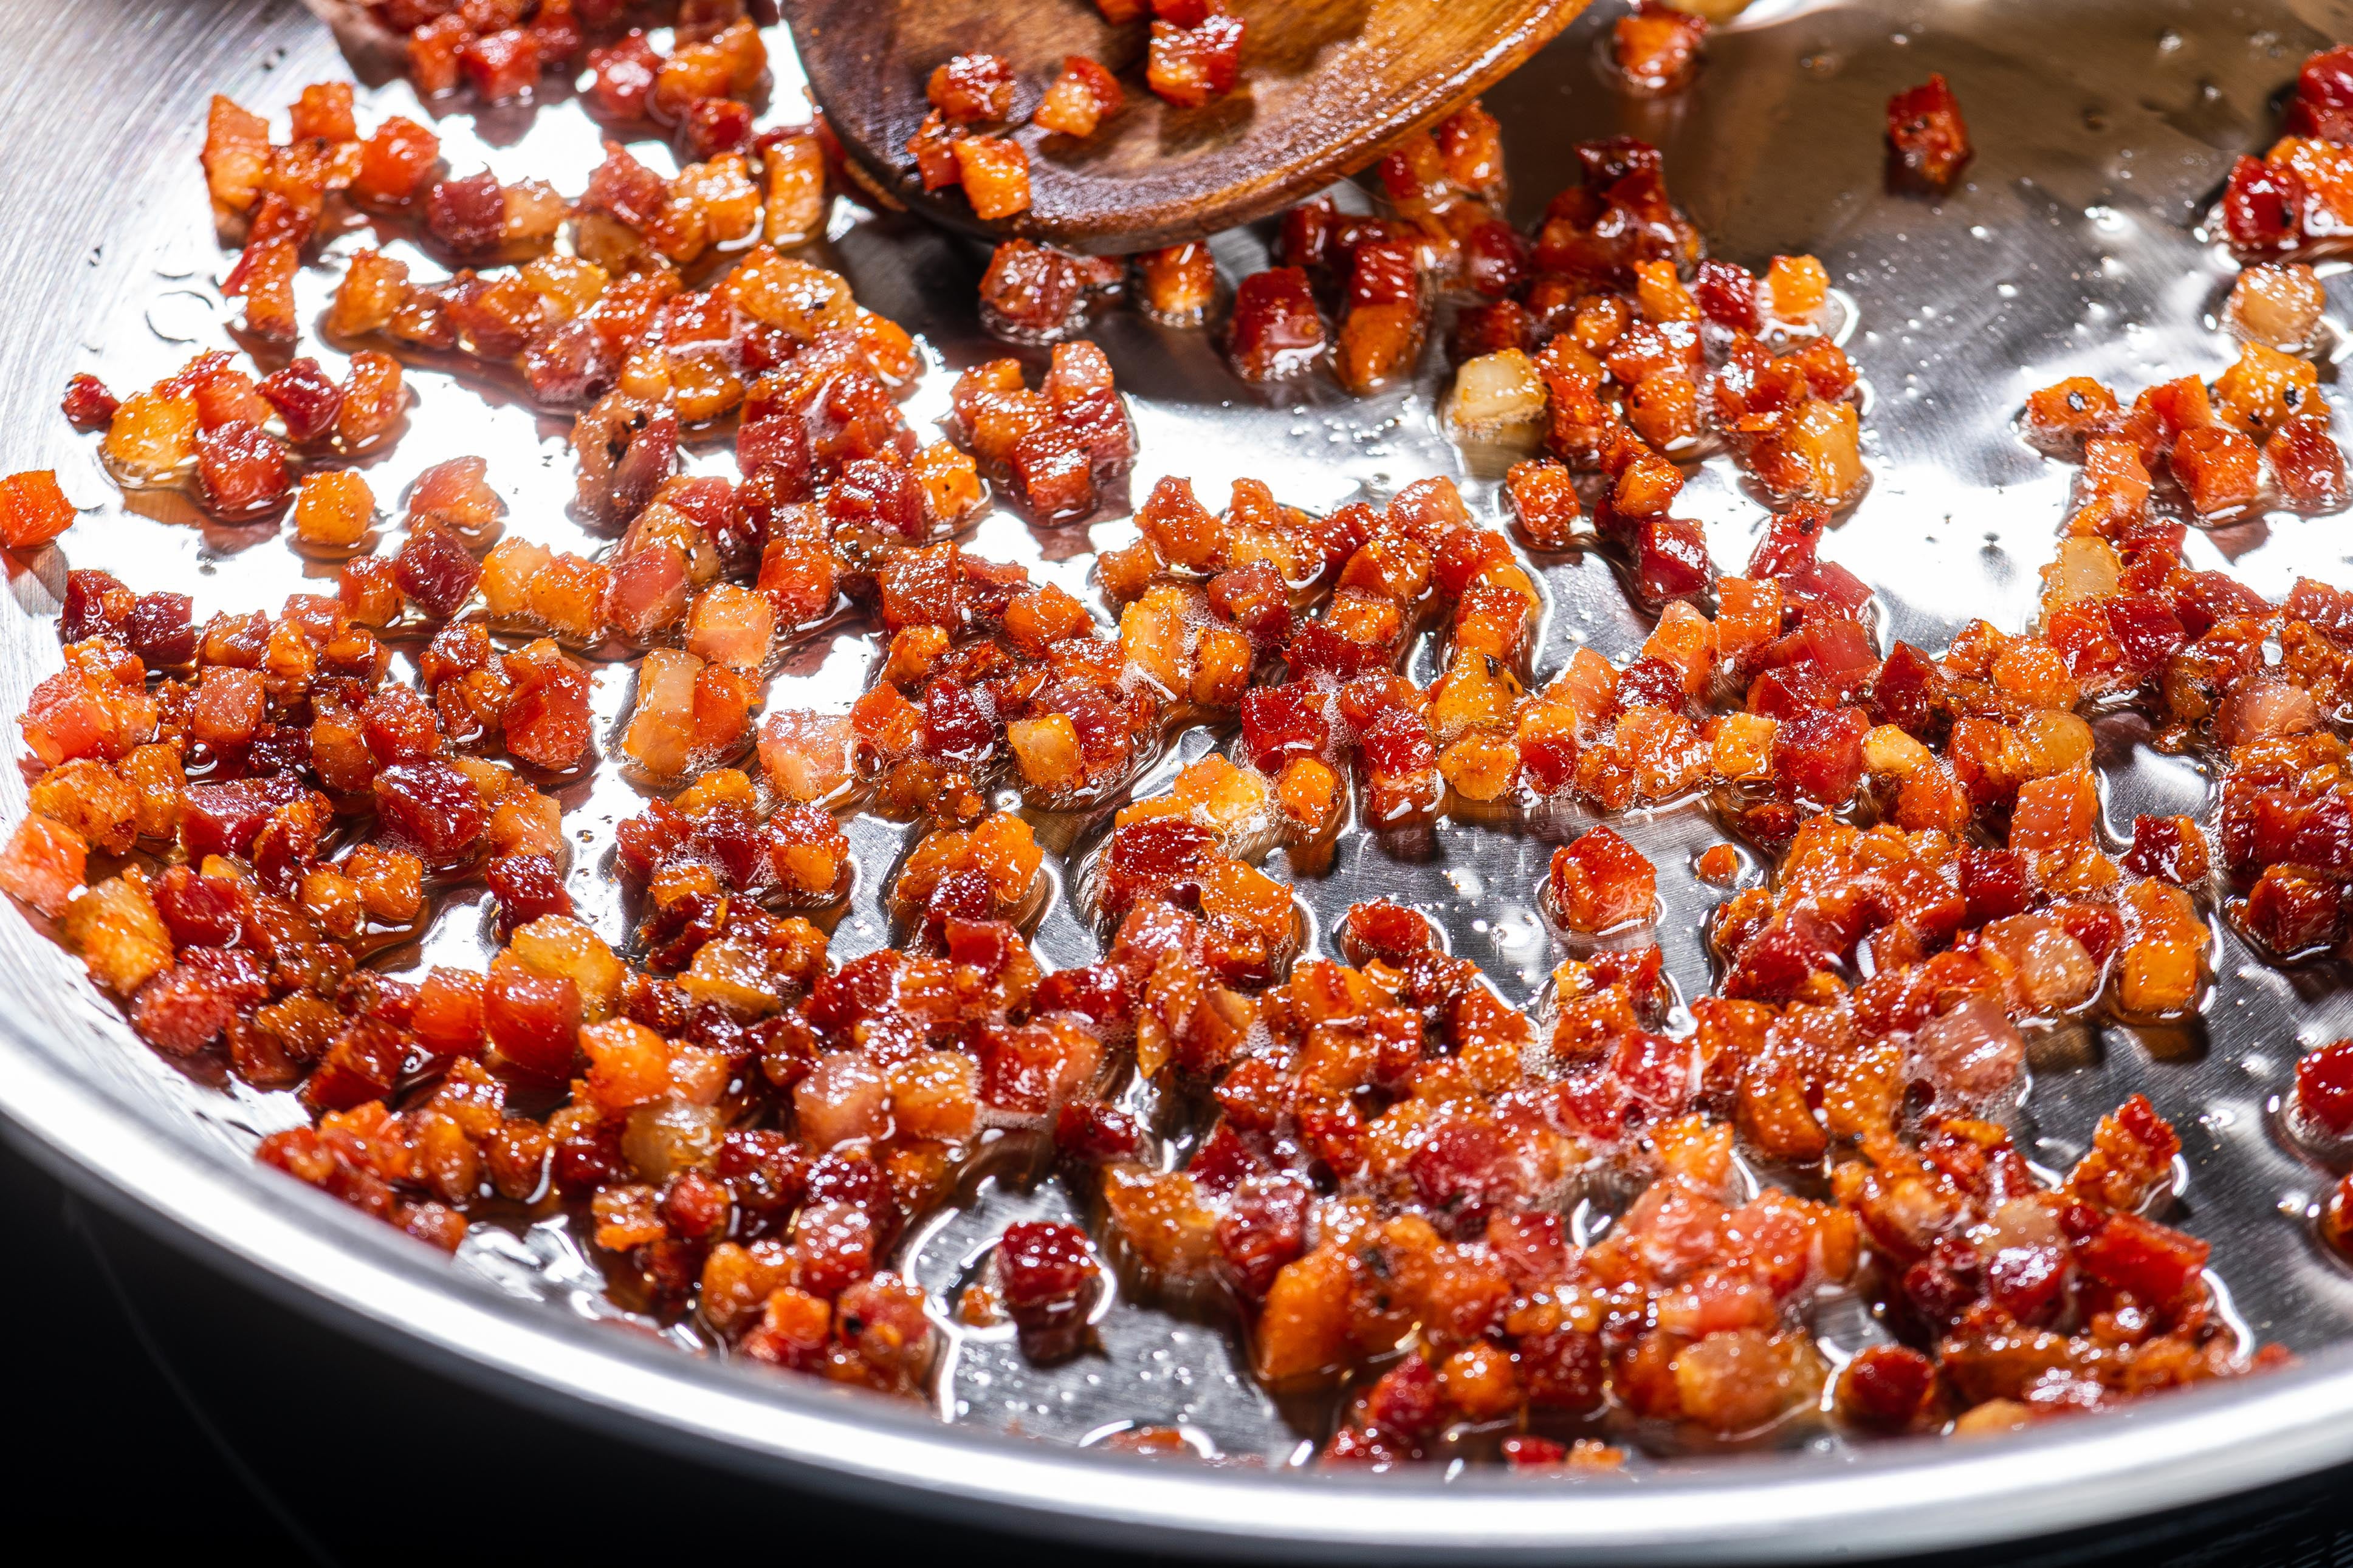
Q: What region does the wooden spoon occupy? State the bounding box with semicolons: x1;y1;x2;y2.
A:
786;0;1594;255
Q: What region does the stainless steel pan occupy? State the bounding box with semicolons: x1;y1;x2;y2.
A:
7;0;2353;1558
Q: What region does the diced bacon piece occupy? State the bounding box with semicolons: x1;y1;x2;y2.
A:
502;640;594;769
1376;131;1450;216
1499;457;1579;550
462;26;541;101
294;471;384;567
1135;241;1214;326
2268;414;2348;511
1636;517;1711;603
1836;1345;1936;1428
61;373;119;430
1147;13;1244;109
997;1218;1099;1338
374;760;487;861
353;115;442;206
1886;74;1972;187
393;526;483;618
428;169;509;254
61;871;173;996
339;555;404;628
1433;100;1504;197
2214;341;2320;438
203;95;272;214
1036;56;1124;139
0;470;77;549
1911;994;2024;1106
1754;398;1865;505
1695;259;1760;332
977;240;1116;344
408;13;470;97
1334;242;1424;394
758;710;854;804
2171;425;2261;518
2290;44;2353;140
928;53;1015;126
290;80;356;143
587;29;661;118
906;109;963;192
895;812;1042;921
686;584;775;671
1551;826;1655;933
1229;268;1325;382
2230;262;2326;350
2117;880;2204;1016
103;391;199;482
2245;863;2344;956
623;648;707;776
2124;814;2209;885
193;422;291;515
484;951;582;1081
2294;1039;2353;1140
952;134;1031;220
1763;254;1830;323
1614;1;1707;92
2222;155;2306;261
0;815;88;917
251;360;342;446
337;351;407;449
2076;1213;2210;1306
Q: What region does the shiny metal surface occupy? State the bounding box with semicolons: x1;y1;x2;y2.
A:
8;0;2353;1558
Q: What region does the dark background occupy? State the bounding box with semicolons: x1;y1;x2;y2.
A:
3;1130;2347;1567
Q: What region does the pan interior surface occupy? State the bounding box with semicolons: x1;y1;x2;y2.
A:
4;0;2353;1558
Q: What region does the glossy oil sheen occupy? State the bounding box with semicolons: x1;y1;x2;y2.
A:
2;0;2353;1543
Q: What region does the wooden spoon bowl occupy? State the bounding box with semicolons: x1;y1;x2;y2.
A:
787;0;1593;254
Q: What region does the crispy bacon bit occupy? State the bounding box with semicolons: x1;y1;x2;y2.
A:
978;239;1122;344
1334;239;1425;394
1136;242;1215;327
2230;262;2325;350
2295;1040;2353;1140
1036;56;1125;139
194;423;291;514
0;471;77;549
61;374;120;430
427;169;510;255
293;470;376;551
2223;154;2306;261
952;134;1032;221
461;27;542;102
685;97;754;160
1886;74;1972;188
260;359;346;444
1551;826;1656;933
2269;414;2348;511
929;53;1015;126
1229;268;1325;382
1147;12;1245;109
1448;350;1545;436
1614;1;1708;94
353;115;442;207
